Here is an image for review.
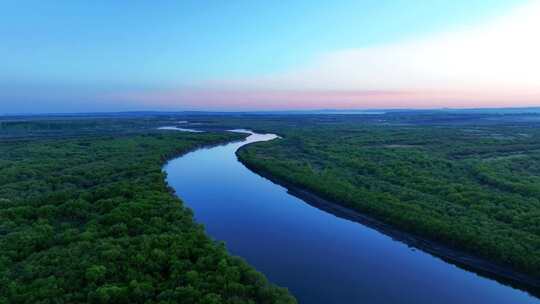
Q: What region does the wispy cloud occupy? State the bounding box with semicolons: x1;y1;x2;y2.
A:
248;1;539;90
100;1;540;110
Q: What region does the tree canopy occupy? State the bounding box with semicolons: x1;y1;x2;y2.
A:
0;123;295;304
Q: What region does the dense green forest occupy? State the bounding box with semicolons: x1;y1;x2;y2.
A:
3;112;540;302
0;119;295;304
237;118;540;280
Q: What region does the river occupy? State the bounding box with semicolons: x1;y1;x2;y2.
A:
163;130;538;304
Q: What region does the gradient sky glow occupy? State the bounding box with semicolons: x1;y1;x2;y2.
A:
1;0;539;113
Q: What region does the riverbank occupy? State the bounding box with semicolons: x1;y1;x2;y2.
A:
236;144;540;298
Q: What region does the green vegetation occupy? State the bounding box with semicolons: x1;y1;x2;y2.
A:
238;121;540;279
0;120;295;304
3;112;540;302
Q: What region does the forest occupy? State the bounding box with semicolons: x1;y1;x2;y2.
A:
3;111;540;302
0;118;296;304
234;113;540;281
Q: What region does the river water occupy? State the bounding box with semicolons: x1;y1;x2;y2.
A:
164;130;538;304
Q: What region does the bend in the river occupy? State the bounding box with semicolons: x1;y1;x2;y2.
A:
163;130;539;304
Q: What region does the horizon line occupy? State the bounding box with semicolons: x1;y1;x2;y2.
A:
3;106;540;117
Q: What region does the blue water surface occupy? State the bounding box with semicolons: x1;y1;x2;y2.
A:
164;131;538;304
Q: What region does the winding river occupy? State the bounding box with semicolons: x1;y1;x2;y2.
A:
164;130;538;304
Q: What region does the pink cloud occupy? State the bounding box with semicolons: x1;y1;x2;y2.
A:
106;88;540;110
103;2;540;111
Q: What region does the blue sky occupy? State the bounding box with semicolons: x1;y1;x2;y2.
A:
0;0;536;113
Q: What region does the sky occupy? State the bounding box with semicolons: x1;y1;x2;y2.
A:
1;0;539;113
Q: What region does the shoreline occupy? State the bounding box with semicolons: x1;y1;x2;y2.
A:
159;131;298;301
236;146;540;298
